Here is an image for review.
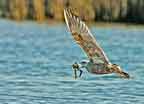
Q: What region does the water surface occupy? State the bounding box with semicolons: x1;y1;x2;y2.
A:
0;20;144;104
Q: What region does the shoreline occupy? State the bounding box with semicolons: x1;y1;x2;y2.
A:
0;18;144;28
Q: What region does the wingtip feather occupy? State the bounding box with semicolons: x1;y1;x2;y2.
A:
64;8;72;32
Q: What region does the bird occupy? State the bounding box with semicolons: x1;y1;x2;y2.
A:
64;8;130;79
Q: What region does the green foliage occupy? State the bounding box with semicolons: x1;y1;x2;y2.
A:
67;0;95;21
47;0;64;20
0;0;143;23
33;0;45;22
8;0;28;21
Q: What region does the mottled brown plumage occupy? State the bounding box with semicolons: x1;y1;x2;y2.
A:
64;8;130;79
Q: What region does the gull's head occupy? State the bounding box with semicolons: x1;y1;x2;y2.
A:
80;60;89;68
108;63;130;78
72;60;88;69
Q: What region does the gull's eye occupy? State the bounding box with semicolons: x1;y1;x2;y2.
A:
81;61;87;64
82;61;86;64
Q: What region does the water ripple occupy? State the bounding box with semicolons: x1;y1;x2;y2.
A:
0;20;143;103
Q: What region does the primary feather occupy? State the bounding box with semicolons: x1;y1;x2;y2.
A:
64;8;110;64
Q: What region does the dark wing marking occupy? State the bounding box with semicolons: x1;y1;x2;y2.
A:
64;8;110;64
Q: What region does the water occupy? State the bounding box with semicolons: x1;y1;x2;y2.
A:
0;19;144;104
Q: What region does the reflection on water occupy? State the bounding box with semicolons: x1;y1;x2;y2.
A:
0;20;144;104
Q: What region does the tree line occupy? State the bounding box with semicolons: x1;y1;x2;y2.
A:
0;0;144;23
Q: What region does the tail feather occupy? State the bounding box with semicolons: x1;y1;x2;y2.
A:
116;71;130;78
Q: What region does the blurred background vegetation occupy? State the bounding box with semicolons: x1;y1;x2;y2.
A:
0;0;144;24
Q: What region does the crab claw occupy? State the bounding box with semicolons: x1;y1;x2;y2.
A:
72;62;79;79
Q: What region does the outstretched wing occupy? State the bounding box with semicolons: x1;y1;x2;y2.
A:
64;8;110;64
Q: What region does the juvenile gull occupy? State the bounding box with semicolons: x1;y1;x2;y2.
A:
64;8;130;79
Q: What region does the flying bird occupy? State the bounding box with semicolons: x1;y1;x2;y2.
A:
64;8;130;79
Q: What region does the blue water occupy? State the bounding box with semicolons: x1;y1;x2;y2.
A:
0;19;144;104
